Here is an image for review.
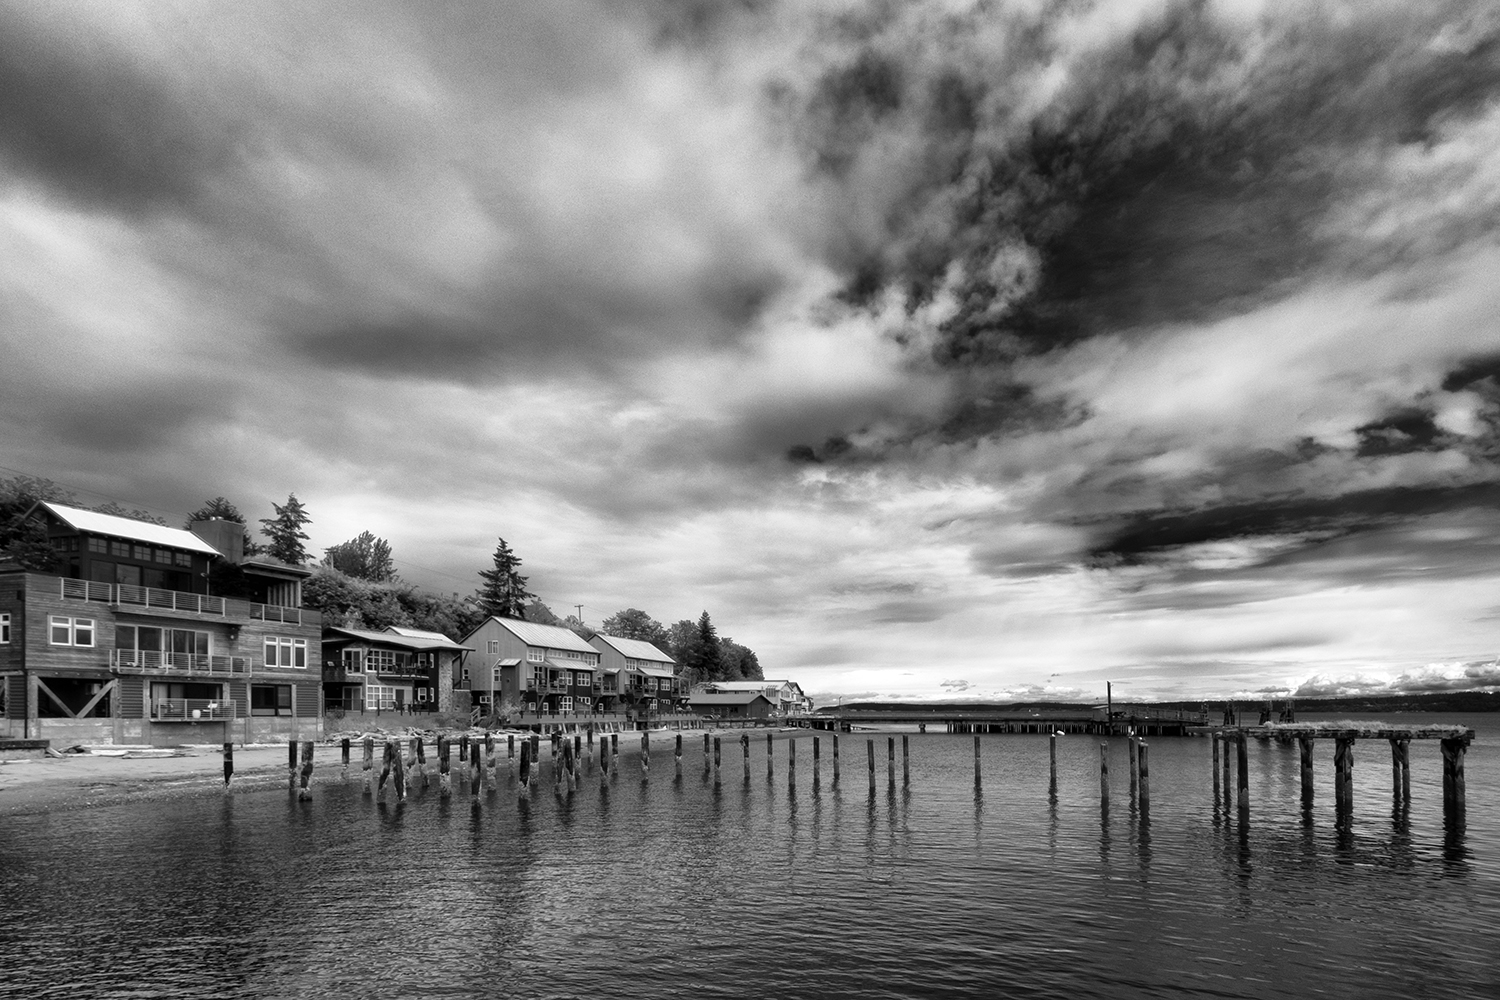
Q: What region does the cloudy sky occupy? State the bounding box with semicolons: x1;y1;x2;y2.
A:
4;0;1500;704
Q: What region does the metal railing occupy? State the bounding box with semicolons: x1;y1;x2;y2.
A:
111;650;250;675
115;584;226;616
151;698;237;721
249;603;302;624
60;577;307;624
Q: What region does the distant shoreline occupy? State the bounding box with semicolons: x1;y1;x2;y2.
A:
831;691;1500;714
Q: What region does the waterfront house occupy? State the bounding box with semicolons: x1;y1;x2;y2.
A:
692;679;809;717
320;624;469;715
688;690;774;721
0;503;322;745
585;633;682;715
460;616;600;716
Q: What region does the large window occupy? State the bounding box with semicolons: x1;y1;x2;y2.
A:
49;616;94;646
527;647;544;662
574;671;591;687
487;640;499;654
250;684;293;716
0;612;9;644
264;637;307;668
365;683;396;710
559;696;573;712
341;648;363;673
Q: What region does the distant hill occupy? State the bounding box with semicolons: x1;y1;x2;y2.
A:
829;692;1500;715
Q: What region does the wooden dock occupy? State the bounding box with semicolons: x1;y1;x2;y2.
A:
806;705;1208;737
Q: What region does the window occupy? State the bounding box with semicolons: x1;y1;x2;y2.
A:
174;552;192;568
155;548;172;564
416;689;428;702
462;667;471;682
492;667;502;684
0;612;9;643
133;545;150;561
87;538;107;554
527;647;544;662
574;671;591;687
576;696;591;710
251;684;293;716
366;649;396;671
341;648;363;674
263;636;307;668
365;683;396;710
487;640;499;654
49;616;95;646
110;540;129;557
559;696;573;712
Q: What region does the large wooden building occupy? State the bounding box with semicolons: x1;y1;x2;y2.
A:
0;503;322;745
321;625;469;714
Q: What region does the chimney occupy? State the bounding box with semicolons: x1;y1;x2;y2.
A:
190;518;244;563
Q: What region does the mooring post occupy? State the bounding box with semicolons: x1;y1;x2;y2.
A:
1138;741;1149;813
587;723;594;750
378;741;393;801
532;733;541;768
1236;734;1249;814
598;735;608;779
416;735;427;787
363;736;375;796
471;739;484;802
1099;742;1109;807
741;733;750;781
223;741;234;791
813;735;821;779
974;735;981;790
1441;737;1467;817
287;740;298;791
393;745;406;801
518;740;531;793
886;737;894;785
297;741;314;801
439;735;452;797
767;733;774;783
1049;731;1058;797
460;735;469;766
1299;736;1314;808
714;736;721;781
641;731;650;777
703;732;711;763
789;738;797;790
563;740;575;793
901;735;910;787
340;737;350;781
1128;737;1138;800
867;739;876;793
832;733;840;784
573;735;582;773
675;734;683;778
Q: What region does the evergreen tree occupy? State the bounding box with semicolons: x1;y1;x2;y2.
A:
0;474;72;571
524;600;562;626
678;610;721;684
186;495;260;556
474;537;536;619
324;530;397;582
259;493;312;565
91;501;166;525
600;608;669;646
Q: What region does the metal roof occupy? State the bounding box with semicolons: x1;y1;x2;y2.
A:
40;501;222;556
590;633;675;663
543;658;594;672
637;664;676;679
386;626;464;647
486;617;598;654
324;626;472;652
701;681;783;692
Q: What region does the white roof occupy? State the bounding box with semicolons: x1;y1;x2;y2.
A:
41;501;221;556
544;658;595;673
705;681;783;692
485;617;598;655
638;663;676;679
386;626;457;643
590;633;675;663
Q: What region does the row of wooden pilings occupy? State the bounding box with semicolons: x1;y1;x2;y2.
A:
1210;730;1469;828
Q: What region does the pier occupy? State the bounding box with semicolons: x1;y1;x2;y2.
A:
806;704;1208;737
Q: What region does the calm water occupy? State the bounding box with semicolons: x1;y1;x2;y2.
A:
2;713;1497;999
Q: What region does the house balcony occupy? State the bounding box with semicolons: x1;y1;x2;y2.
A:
373;665;430;678
151;698;238;722
111;649;251;676
59;577;316;626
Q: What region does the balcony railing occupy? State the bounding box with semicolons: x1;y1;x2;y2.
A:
151;698;237;722
60;578;309;625
112;650;250;675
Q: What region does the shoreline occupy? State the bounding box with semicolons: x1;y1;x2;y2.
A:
0;725;807;818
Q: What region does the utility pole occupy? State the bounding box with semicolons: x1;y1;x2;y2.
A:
574;604;584;621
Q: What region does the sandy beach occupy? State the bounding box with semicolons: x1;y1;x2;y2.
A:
0;724;806;817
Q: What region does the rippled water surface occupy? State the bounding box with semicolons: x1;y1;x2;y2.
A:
2;714;1497;999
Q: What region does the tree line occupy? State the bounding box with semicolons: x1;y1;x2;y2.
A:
1;475;763;681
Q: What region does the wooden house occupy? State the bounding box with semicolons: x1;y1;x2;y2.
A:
320;625;469;715
460;616;600;716
586;632;682;714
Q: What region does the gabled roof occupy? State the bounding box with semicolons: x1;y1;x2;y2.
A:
544;658;595;672
324;626;472;652
690;691;772;706
481;616;598;655
386;626;461;645
702;680;783;692
590;633;676;663
38;501;221;556
637;663;675;679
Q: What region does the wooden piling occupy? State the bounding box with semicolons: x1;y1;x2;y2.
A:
703;732;711;762
1099;742;1109;807
340;737;350;780
573;735;582;772
974;735;981;790
532;733;541;766
641;731;650;777
1297;737;1314;808
563;740;575;793
439;735;452;797
767;733;774;782
460;735;469;765
675;734;683;778
471;739;484;803
867;739;876;792
1137;741;1149;812
1235;734;1249;814
392;744;406;801
518;739;531;792
1390;738;1410;801
297;741;314;800
1334;737;1354;825
902;735;909;787
1128;737;1138;799
1049;732;1057;796
832;733;840;784
741;733;750;781
598;735;608;779
288;740;298;791
223;742;234;791
813;735;821;778
1211;733;1220;805
886;737;894;785
416;736;427;787
1441;737;1467;816
789;738;796;790
714;737;721;781
363;736;375;796
378;741;393;800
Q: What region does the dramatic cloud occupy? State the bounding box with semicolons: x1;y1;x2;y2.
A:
4;0;1500;702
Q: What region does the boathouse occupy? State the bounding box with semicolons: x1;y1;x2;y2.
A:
689;690;774;721
0;503;322;745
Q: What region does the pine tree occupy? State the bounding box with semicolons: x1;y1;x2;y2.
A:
686;610;721;683
474;537;536;619
259;493;312;565
324;530;396;581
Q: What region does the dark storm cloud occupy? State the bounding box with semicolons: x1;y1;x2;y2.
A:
789;2;1500;365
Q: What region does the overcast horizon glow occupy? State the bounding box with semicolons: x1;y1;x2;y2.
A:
4;1;1500;705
